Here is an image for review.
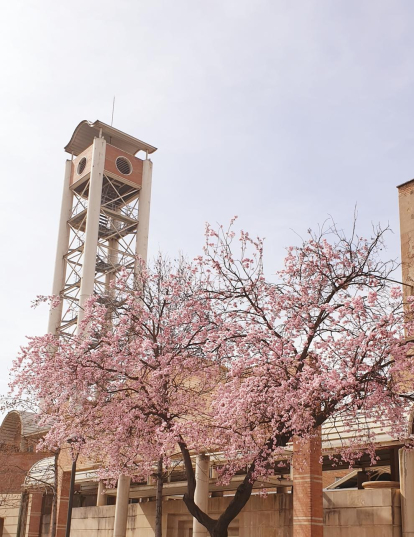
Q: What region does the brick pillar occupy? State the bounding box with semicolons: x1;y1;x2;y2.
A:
292;430;323;537
27;492;44;537
55;471;71;537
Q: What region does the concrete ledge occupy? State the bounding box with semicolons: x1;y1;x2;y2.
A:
324;489;400;508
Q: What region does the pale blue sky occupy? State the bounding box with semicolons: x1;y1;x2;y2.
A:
0;0;413;395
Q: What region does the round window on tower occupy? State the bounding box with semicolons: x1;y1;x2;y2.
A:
77;157;87;175
116;156;132;175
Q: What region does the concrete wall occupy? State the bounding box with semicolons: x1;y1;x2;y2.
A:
237;494;292;537
70;493;292;537
324;489;401;537
0;494;23;537
69;489;401;537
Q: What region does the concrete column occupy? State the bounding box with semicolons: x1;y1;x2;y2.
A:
113;475;131;537
96;480;107;507
77;137;106;329
27;492;43;537
135;159;153;265
292;430;323;537
48;159;73;335
399;448;414;536
192;454;210;537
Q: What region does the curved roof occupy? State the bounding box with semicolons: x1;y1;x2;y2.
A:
24;457;98;489
0;410;49;446
19;411;50;436
25;456;55;489
64;120;157;157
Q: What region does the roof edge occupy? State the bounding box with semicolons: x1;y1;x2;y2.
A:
64;120;157;156
397;178;414;189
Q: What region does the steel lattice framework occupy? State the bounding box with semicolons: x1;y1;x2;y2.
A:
48;125;155;338
58;173;140;335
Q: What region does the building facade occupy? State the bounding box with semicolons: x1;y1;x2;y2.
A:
2;123;414;537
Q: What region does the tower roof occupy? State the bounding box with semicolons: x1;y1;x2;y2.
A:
64;120;157;157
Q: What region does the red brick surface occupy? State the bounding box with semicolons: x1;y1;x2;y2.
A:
293;431;323;537
0;451;50;494
55;470;71;537
27;492;44;537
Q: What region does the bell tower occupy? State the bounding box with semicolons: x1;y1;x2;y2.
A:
48;120;157;335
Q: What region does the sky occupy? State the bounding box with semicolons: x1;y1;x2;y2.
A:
0;0;414;398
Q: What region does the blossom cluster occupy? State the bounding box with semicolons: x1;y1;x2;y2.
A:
10;222;414;485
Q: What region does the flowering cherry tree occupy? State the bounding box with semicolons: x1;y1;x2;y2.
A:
11;220;414;537
12;255;227;537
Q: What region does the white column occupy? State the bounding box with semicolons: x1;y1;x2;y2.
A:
96;480;107;507
77;137;106;329
400;448;414;536
47;159;73;335
113;475;131;537
135;159;153;264
193;454;210;537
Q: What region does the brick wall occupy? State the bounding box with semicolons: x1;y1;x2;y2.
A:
0;451;50;494
322;469;351;490
398;179;414;299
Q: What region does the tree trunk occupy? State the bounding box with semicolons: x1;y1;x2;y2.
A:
49;491;57;537
65;457;77;537
179;442;248;537
210;528;228;537
178;434;291;537
155;457;163;537
49;450;59;537
16;491;29;537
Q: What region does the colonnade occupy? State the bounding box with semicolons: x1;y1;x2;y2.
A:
107;454;211;537
29;444;414;537
105;445;414;537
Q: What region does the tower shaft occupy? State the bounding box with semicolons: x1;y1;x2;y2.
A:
48;120;156;336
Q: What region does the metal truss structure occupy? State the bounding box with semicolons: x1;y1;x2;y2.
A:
49;124;155;338
58;173;140;336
